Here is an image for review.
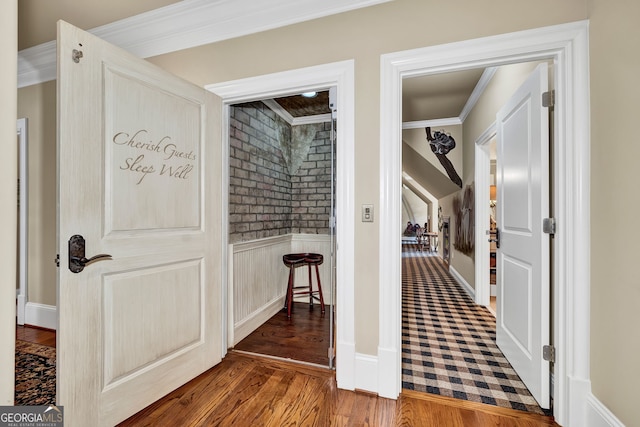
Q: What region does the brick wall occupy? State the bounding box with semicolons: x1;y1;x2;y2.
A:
229;102;292;243
229;102;333;243
291;122;333;234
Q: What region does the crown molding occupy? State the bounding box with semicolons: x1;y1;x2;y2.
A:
263;97;332;126
402;117;461;129
292;113;332;125
263;99;295;124
459;66;497;121
18;0;391;88
401;66;496;130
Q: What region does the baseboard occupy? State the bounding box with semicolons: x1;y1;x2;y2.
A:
24;302;57;330
586;392;626;427
16;294;26;325
233;296;285;345
449;266;475;300
355;352;378;394
336;340;356;391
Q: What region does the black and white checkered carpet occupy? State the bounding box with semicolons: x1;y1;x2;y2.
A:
401;243;550;415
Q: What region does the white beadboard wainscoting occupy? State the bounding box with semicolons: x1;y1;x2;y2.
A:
229;233;331;346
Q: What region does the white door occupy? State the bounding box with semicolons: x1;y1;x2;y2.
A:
495;63;550;409
57;21;223;426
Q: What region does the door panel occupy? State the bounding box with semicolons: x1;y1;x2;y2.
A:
103;259;203;385
106;68;202;232
496;63;550;409
502;256;532;354
57;20;223;426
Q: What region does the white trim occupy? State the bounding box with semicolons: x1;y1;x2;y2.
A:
25;302;57;330
290;233;332;244
263;99;332;126
292;114;333;126
355;353;378;392
379;21;591;427
262;99;295;124
17;0;390;88
233;296;286;345
586;392;626;427
226;244;234;348
402;117;461;129
16;118;28;326
474;122;496;308
459;67;498;121
449;266;474;300
206;59;356;391
401;67;496;129
18;41;56;89
230;234;292;253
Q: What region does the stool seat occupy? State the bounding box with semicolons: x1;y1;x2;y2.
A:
283;253;325;318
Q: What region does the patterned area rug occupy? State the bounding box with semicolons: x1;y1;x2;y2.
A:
15;340;56;405
401;243;550;415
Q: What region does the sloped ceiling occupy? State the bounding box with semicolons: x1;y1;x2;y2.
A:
402;142;460;199
402;69;484;122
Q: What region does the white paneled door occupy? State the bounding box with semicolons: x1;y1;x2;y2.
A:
57;21;223;426
496;63;550;409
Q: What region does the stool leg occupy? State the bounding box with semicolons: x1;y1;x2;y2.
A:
286;266;295;318
314;264;325;313
307;263;314;307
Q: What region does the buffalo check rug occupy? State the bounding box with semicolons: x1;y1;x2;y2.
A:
401;243;550;415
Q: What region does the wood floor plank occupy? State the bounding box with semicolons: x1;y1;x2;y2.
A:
122;351;562;426
234;302;331;366
16;325;56;347
17;325;560;426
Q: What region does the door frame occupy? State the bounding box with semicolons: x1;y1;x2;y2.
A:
206;59;356;390
378;21;590;427
475;122;496;308
16;118;28;326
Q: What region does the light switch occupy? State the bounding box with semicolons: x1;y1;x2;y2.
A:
362;204;374;222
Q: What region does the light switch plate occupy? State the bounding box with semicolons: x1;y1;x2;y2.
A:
362;204;374;222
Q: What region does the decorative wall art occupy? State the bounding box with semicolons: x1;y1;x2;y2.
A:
452;184;475;256
425;127;462;188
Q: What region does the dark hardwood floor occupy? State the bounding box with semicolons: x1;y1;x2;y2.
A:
234;302;331;366
16;324;56;347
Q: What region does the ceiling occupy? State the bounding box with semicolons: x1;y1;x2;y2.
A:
402;69;485;122
274;92;331;117
17;0;483;123
17;0;181;50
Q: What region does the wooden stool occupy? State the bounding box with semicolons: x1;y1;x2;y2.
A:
283;253;325;318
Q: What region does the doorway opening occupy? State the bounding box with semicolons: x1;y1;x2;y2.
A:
399;60;554;414
379;22;591;427
227;91;337;368
206;59;356;390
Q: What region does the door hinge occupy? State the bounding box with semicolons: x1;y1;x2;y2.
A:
55;254;60;267
543;218;556;235
543;345;556;363
542;90;555;108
